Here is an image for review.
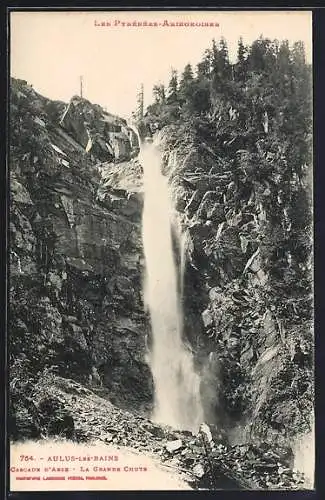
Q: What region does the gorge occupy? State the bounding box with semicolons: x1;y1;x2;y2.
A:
9;33;314;490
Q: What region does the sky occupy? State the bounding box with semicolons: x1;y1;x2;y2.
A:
10;10;312;120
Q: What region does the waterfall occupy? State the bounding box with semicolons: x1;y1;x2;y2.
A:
139;138;203;432
293;417;315;488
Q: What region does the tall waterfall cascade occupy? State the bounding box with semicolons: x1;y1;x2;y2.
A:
139;138;204;432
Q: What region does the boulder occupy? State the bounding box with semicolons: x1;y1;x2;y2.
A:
103;433;114;442
196;191;220;220
144;423;165;439
60;96;133;162
165;439;183;453
11;178;34;205
185;190;202;217
208;287;223;303
202;309;213;328
188;221;213;241
192;463;205;478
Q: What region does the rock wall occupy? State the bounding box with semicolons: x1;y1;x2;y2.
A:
60;95;139;162
156;124;313;450
9;79;152;440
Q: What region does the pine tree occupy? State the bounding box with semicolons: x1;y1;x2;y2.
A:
197;49;212;78
219;37;231;78
236;37;248;81
180;64;194;85
210;37;234;99
167;69;179;104
278;40;291;75
292;41;307;75
179;63;194;99
136;84;144;121
153;83;166;104
248;37;267;73
211;39;220;76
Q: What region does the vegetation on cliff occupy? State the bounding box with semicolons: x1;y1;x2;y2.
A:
9;78;152;441
142;36;313;446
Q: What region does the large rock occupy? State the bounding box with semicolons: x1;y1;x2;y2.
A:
165;439;183;453
197;191;224;222
202;309;213;328
11;177;34;205
60;95;136;162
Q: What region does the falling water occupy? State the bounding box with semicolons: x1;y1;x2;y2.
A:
140;138;203;432
293;416;315;489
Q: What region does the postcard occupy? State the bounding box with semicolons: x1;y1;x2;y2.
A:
8;9;314;491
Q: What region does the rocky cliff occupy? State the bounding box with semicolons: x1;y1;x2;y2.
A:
156;121;313;452
9;78;152;440
60;95;139;162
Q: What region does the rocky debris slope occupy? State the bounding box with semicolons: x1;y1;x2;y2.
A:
11;372;305;490
155;122;313;453
9;78;152;435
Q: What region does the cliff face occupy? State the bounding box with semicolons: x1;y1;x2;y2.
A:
156;122;313;450
60;95;139;162
9;78;313;462
9;79;152;439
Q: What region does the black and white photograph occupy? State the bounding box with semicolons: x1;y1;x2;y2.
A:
8;9;314;491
